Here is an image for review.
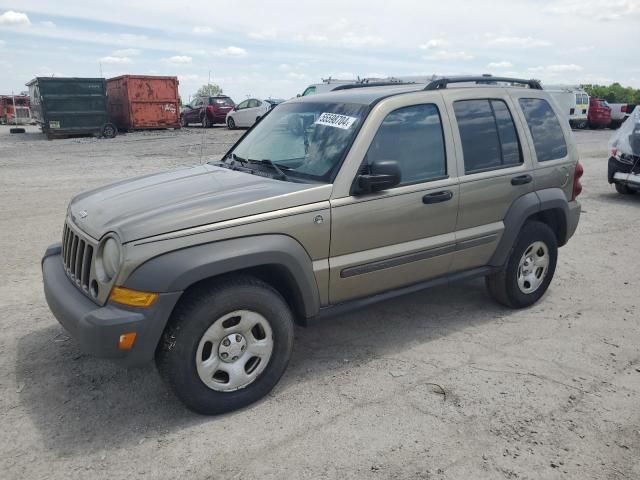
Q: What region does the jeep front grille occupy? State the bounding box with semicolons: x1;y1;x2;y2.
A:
61;221;95;292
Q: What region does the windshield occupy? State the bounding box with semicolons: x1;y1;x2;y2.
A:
223;102;367;182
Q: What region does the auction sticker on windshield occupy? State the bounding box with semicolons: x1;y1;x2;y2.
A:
315;113;358;130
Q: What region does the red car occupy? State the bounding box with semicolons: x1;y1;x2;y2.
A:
588;97;612;129
180;95;235;127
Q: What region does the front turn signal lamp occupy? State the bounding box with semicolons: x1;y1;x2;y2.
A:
110;286;159;308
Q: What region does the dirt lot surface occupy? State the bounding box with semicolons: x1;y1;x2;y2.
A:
1;125;639;480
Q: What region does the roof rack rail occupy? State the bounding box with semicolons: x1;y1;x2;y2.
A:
332;81;417;91
424;76;542;90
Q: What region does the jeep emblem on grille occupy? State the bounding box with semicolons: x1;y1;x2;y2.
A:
79;210;88;219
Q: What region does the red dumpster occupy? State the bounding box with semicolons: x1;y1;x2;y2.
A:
106;75;181;130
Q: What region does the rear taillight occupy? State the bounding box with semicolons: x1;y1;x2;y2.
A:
207;105;215;112
621;105;627;113
572;161;584;200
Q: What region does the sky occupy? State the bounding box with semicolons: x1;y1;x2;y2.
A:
0;0;639;102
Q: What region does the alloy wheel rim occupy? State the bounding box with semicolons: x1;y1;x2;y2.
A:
517;241;550;294
195;310;273;392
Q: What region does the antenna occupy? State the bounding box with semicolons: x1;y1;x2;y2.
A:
99;62;103;77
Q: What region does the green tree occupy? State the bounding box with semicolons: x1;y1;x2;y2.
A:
582;83;640;104
195;83;223;98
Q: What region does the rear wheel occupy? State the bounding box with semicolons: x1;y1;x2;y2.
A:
486;221;558;308
615;183;636;195
156;275;294;415
227;117;236;130
102;123;117;138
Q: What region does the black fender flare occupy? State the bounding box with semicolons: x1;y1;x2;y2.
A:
124;235;321;318
489;188;569;267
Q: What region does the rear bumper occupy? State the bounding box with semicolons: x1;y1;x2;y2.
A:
566;200;581;242
588;116;611;127
42;244;181;367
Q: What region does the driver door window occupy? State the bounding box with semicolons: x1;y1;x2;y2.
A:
363;104;447;186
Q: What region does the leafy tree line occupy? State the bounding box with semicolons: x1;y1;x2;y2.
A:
582;83;640;105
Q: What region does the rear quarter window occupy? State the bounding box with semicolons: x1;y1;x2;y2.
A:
518;98;568;162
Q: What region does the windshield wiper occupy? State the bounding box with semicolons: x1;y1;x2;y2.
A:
230;153;248;167
246;158;290;181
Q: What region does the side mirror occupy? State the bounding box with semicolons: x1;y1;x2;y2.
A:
234;106;239;111
357;160;401;193
296;94;301;98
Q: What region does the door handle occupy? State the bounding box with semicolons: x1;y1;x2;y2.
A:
511;174;533;186
422;190;453;204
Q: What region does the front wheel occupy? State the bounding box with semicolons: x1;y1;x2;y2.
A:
180;115;187;128
201;115;212;128
156;275;295;415
486;221;558;308
227;117;236;130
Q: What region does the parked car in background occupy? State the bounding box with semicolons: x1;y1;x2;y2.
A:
181;96;235;128
226;98;284;129
608;103;631;129
588;97;612;129
299;78;356;97
608;107;640;194
545;86;589;129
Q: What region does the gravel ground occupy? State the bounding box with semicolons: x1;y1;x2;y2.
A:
1;125;638;480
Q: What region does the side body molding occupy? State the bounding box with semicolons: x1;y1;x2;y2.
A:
489;188;570;267
124;235;321;318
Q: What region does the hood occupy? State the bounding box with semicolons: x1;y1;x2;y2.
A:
69;164;329;243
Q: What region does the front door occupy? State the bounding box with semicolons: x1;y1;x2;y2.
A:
329;100;460;304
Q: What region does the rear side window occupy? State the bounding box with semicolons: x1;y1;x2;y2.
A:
365;104;446;185
519;98;568;162
453;99;523;173
209;97;234;106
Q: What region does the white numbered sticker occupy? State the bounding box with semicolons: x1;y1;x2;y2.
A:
315;112;357;130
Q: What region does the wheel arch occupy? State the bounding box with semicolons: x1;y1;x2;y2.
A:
490;188;570;267
123;235;321;322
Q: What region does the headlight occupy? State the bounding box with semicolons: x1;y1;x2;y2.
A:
97;235;122;281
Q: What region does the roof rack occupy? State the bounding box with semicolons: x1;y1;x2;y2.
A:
424;76;542;90
332;81;417;91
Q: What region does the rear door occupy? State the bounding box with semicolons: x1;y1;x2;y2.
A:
511;92;574;198
444;89;534;272
329;95;460;303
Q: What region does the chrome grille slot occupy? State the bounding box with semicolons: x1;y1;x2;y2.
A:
60;220;96;293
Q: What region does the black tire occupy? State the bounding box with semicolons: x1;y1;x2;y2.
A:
180;115;187;128
9;127;25;134
102;123;117;138
201;115;212;128
486;221;558;309
156;275;295;415
615;183;635;195
227;117;236;130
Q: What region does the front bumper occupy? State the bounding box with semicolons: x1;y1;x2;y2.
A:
42;243;181;367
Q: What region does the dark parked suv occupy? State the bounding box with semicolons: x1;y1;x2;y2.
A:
43;76;582;415
181;95;235;127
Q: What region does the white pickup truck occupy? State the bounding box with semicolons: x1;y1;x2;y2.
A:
609;103;631;128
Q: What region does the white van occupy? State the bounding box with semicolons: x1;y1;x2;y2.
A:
544;85;589;129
